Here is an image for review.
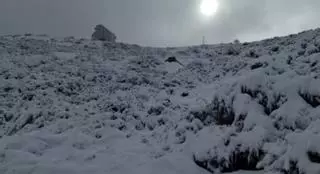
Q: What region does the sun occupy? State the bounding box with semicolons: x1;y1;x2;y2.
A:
200;0;219;17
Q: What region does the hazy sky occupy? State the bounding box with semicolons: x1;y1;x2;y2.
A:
1;0;320;46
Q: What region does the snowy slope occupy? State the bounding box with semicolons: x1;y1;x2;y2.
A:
0;30;320;174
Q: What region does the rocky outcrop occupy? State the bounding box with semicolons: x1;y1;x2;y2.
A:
91;24;116;42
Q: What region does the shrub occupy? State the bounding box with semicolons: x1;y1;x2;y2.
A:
193;131;265;173
246;49;260;58
233;39;240;44
306;44;319;55
280;160;305;174
241;86;286;115
148;106;164;116
190;97;235;126
287;56;293;65
226;46;240;56
299;90;320;108
271;46;280;52
297;50;306;57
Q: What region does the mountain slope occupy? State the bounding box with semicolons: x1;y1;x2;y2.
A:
0;29;320;174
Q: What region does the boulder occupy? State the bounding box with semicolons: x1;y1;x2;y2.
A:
91;24;116;42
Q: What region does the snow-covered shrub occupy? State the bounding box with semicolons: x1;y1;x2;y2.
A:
287;55;293;64
225;45;241;56
298;80;320;108
299;91;320;108
190;96;235;126
245;49;260;58
267;129;320;174
148;106;164;116
297;49;306;57
301;42;308;49
306;44;319;55
233;39;240;44
240;85;287;115
193;126;266;173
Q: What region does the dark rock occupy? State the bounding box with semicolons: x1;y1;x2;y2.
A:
181;92;189;97
92;24;116;42
165;56;178;63
311;61;318;67
3;86;14;92
308;151;320;163
165;56;184;66
271;46;280;52
251;62;264;70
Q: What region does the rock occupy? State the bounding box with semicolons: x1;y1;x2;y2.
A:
165;56;184;66
165;56;178;63
251;62;265;70
181;92;189;97
91;24;116;42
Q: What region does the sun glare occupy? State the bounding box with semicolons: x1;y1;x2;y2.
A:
200;0;219;17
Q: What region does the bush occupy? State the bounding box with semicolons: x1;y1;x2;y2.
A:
246;49;260;58
287;56;293;64
241;86;286;115
297;49;306;56
280;160;305;174
233;39;240;44
226;46;240;56
299;90;320;108
148;106;164;116
193;129;266;173
190;97;235;126
306;44;319;55
271;46;280;52
195;150;264;173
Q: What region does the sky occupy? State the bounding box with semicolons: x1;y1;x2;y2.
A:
1;0;320;47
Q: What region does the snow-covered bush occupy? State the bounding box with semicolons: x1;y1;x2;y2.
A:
193;126;266;173
190;96;235;126
225;45;241;56
306;44;319;55
245;49;260;58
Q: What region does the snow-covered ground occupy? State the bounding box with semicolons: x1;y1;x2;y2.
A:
0;30;320;174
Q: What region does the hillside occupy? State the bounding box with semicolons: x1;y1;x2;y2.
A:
0;29;320;174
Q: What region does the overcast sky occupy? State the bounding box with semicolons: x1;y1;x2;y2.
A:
1;0;320;46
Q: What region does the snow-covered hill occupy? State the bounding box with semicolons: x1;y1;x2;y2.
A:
0;29;320;174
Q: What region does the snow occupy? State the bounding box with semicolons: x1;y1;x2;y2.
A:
1;30;320;174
